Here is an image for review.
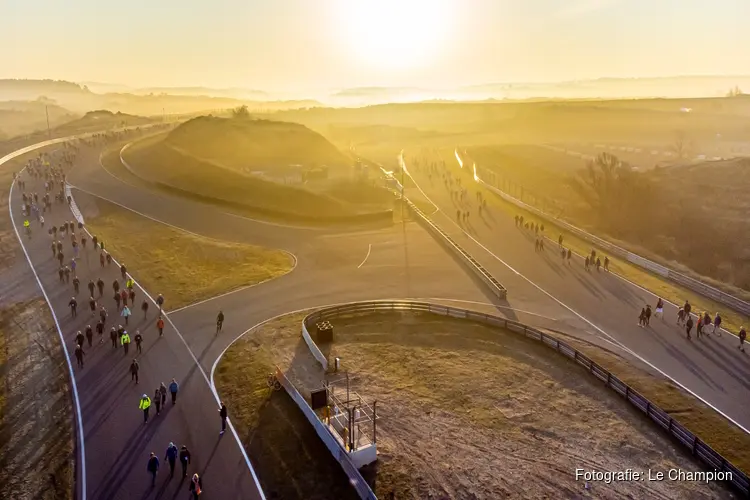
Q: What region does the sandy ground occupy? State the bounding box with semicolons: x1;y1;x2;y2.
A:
0;151;74;499
247;311;735;500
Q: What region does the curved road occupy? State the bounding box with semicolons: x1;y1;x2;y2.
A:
8;139;577;499
8;133;748;499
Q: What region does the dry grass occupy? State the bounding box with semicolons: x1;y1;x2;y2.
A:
236;311;738;499
0;300;74;500
82;196;294;309
214;319;360;500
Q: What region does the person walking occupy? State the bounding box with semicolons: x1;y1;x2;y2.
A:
110;327;118;348
216;310;224;334
156;294;164;313
121;330;131;355
97;278;105;297
120;288;128;308
99;305;108;325
134;330;143;354
99;252;105;268
114;292;121;310
74;344;85;368
146;452;159;486
120;263;127;280
189;473;203;499
159;382;167;407
129;288;136;306
122;305;131;325
96;320;105;343
89;296;97;317
69;297;78;318
141;300;149;319
73;276;80;294
164;442;178;478
87;279;95;297
713;313;723;336
64;266;71;283
85;325;93;347
58;267;65;283
179;446;191;478
140;394;152;424
219;402;228;435
739;326;746;353
154;388;162;416
686;316;694;340
130;359;140;384
169;379;179;404
113;279;120;295
157;316;165;337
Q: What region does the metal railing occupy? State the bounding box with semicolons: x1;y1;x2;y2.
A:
382;174;507;300
301;300;749;497
475;168;750;316
275;368;376;500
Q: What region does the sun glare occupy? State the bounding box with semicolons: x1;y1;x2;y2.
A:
336;0;454;71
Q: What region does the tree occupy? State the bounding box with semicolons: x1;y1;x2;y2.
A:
671;130;690;160
231;105;250;119
569;152;654;232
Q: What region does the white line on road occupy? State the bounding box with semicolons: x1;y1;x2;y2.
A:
413;152;750;435
8;171;88;500
357;243;372;269
67;187;268;499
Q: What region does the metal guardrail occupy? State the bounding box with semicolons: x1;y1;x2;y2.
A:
302;300;750;497
476;169;750;317
382;174;507;300
275;367;376;500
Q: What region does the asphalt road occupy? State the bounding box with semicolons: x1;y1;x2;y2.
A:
404;158;750;431
14;142;575;499
10;136;748;499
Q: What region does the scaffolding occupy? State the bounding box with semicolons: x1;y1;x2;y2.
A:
322;374;378;453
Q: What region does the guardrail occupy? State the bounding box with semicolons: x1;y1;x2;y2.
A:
301;300;749;497
275;367;376;500
382;172;507;300
474;167;750;316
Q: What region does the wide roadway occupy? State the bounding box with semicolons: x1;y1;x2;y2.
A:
12;142;592;498
404;156;750;431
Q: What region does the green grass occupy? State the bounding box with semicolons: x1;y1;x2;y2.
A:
425;149;749;336
83;196;294;309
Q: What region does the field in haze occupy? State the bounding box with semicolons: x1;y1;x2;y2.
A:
284;96;750;293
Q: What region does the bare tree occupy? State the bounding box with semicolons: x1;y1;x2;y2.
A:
671;130;689;160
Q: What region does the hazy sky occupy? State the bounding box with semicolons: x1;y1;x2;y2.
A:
1;0;748;92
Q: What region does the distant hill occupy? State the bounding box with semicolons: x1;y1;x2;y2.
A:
0;100;77;139
0;79;320;117
163;115;350;169
51;110;156;135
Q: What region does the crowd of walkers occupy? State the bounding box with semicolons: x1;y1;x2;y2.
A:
16;138;229;494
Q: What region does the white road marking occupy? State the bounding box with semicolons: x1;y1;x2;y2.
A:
413;151;750;435
67;187;267;499
357;244;372;269
8;168;88;500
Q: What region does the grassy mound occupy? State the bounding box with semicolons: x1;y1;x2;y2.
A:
164;115;349;170
122;120;395;223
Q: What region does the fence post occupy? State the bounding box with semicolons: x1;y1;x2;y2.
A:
625;386;630;400
692;437;699;456
646;401;651;415
668;418;673;432
606;372;611;386
574;351;578;361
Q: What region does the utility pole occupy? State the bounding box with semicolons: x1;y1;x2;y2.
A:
45;105;51;139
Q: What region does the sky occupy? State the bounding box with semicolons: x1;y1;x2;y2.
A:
1;0;748;93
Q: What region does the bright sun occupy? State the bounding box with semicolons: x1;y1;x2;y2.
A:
336;0;454;71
